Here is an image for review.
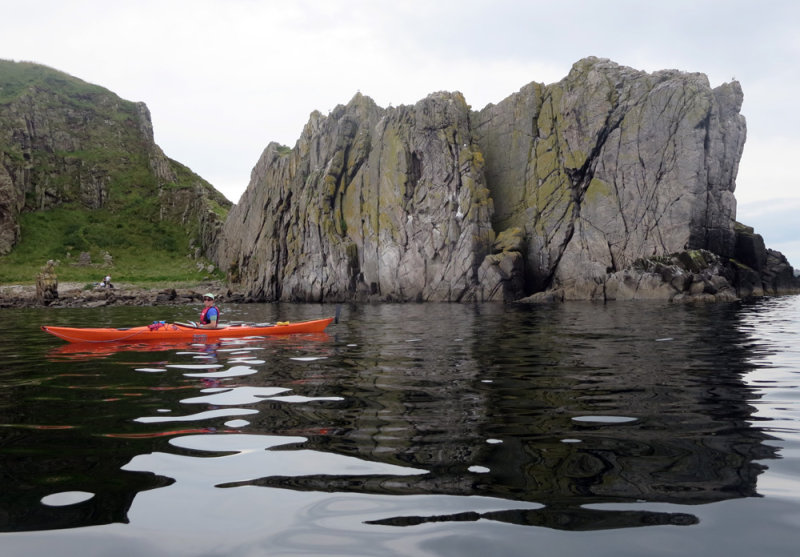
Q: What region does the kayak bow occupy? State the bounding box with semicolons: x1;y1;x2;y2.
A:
41;317;334;343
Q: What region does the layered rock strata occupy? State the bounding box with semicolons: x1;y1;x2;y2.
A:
472;58;746;300
215;57;797;302
213;92;494;301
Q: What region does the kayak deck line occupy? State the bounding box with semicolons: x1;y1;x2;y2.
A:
41;317;335;344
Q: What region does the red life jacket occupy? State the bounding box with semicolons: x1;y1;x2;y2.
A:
200;306;219;325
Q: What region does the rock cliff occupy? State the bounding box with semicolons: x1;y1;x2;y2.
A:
215;57;797;302
474;58;746;300
212;92;494;301
0;60;229;256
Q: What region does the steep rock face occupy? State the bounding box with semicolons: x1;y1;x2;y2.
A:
0;60;229;255
0;160;17;252
217;57;794;302
213;92;494;301
473;57;746;300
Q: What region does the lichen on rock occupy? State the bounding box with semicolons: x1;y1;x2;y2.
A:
214;91;495;302
35;259;59;305
215;57;798;303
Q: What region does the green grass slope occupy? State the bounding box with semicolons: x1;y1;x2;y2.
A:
0;60;231;285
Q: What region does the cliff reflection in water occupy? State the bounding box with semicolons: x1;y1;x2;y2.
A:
0;301;779;534
220;302;777;531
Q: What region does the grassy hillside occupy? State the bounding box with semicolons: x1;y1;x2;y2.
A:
0;60;230;285
0;205;223;284
0;60;110;104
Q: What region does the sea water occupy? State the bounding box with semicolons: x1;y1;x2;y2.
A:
1;298;799;556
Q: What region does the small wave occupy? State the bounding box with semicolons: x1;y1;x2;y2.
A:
166;364;224;370
134;408;258;423
468;466;490;473
41;491;95;506
267;395;344;403
181;386;292;405
572;415;638;424
182;365;259;378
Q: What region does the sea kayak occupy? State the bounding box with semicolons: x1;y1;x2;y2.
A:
41;317;335;343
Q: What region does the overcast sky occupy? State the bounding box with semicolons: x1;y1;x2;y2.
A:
2;0;799;265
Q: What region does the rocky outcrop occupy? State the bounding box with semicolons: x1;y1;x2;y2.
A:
0;60;229;256
35;259;58;305
477;227;526;301
473;57;747;300
215;57;796;302
0;280;228;309
519;249;740;304
213;92;494;302
732;223;800;297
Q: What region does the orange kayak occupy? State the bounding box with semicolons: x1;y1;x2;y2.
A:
41;317;335;343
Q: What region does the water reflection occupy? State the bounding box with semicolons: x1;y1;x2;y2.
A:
0;301;781;536
45;333;331;360
213;302;776;531
365;505;698;530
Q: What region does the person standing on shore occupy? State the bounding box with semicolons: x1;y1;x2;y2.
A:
199;293;219;328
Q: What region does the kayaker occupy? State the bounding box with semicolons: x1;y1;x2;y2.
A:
199;293;219;328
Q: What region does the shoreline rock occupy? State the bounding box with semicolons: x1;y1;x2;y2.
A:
512;249;800;304
0;281;248;309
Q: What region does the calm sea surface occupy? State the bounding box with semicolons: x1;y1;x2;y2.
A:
1;298;799;556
